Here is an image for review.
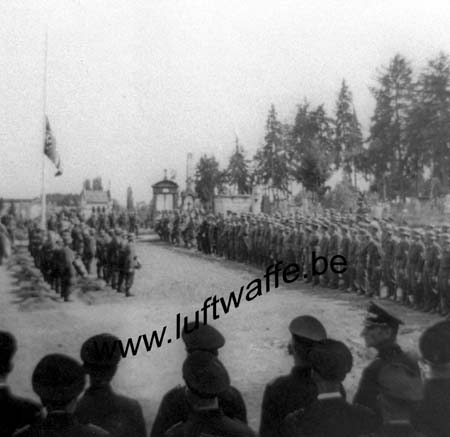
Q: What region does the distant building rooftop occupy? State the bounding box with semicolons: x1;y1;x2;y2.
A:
152;179;178;189
82;190;110;204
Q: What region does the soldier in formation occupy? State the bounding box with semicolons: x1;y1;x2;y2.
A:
27;209;141;302
158;208;450;318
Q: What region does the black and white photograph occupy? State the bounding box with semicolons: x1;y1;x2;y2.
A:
1;1;450;436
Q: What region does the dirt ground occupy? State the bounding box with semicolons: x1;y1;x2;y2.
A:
0;237;442;431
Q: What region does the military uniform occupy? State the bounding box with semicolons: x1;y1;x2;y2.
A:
259;316;327;437
394;232;410;302
16;354;109;437
106;231;122;290
61;232;77;302
327;225;340;288
367;234;382;297
117;234;139;296
412;320;450;437
382;229;396;298
282;339;379;437
151;323;247;437
437;235;450;316
354;303;421;437
422;233;441;312
165;352;254;437
318;225;329;287
0;332;42;436
76;334;146;437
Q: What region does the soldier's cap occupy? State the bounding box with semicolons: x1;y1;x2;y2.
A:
369;221;380;231
81;333;122;370
127;233;135;240
442;234;450;244
425;232;436;240
364;301;404;329
0;331;16;371
32;354;85;404
182;322;225;352
115;228;123;236
182;351;230;397
289;316;327;342
441;225;449;232
321;223;329;230
308;339;353;382
419;320;450;366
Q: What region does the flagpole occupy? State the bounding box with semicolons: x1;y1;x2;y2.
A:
41;27;48;230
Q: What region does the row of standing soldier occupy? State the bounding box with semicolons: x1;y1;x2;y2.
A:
28;214;140;301
156;209;450;318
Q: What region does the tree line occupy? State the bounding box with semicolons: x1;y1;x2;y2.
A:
195;52;450;206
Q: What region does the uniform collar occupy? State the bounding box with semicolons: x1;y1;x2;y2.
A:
317;392;342;400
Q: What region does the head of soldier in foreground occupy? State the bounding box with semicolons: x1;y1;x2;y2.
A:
418;320;450;379
182;351;230;408
0;331;16;380
287;316;327;368
308;339;353;389
32;354;85;411
80;333;122;386
361;302;403;349
182;322;225;356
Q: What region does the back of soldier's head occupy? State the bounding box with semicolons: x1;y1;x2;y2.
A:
182;322;225;355
0;331;16;378
308;339;353;383
419;321;450;368
80;334;122;383
32;354;85;409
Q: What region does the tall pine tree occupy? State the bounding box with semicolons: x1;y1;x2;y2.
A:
334;80;363;187
289;101;333;197
417;52;450;191
367;54;414;199
254;105;290;197
227;137;251;194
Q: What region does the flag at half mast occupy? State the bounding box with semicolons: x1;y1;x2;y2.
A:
44;116;62;176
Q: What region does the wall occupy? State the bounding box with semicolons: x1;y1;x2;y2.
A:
214;195;254;214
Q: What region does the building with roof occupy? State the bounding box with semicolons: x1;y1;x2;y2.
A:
151;175;179;212
80;188;112;217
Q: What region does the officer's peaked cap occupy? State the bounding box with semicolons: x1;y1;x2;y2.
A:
289;316;327;342
364;301;403;328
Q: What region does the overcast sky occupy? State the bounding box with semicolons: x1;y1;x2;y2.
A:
1;0;450;203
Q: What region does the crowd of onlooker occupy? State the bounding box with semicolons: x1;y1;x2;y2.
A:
1;303;449;436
